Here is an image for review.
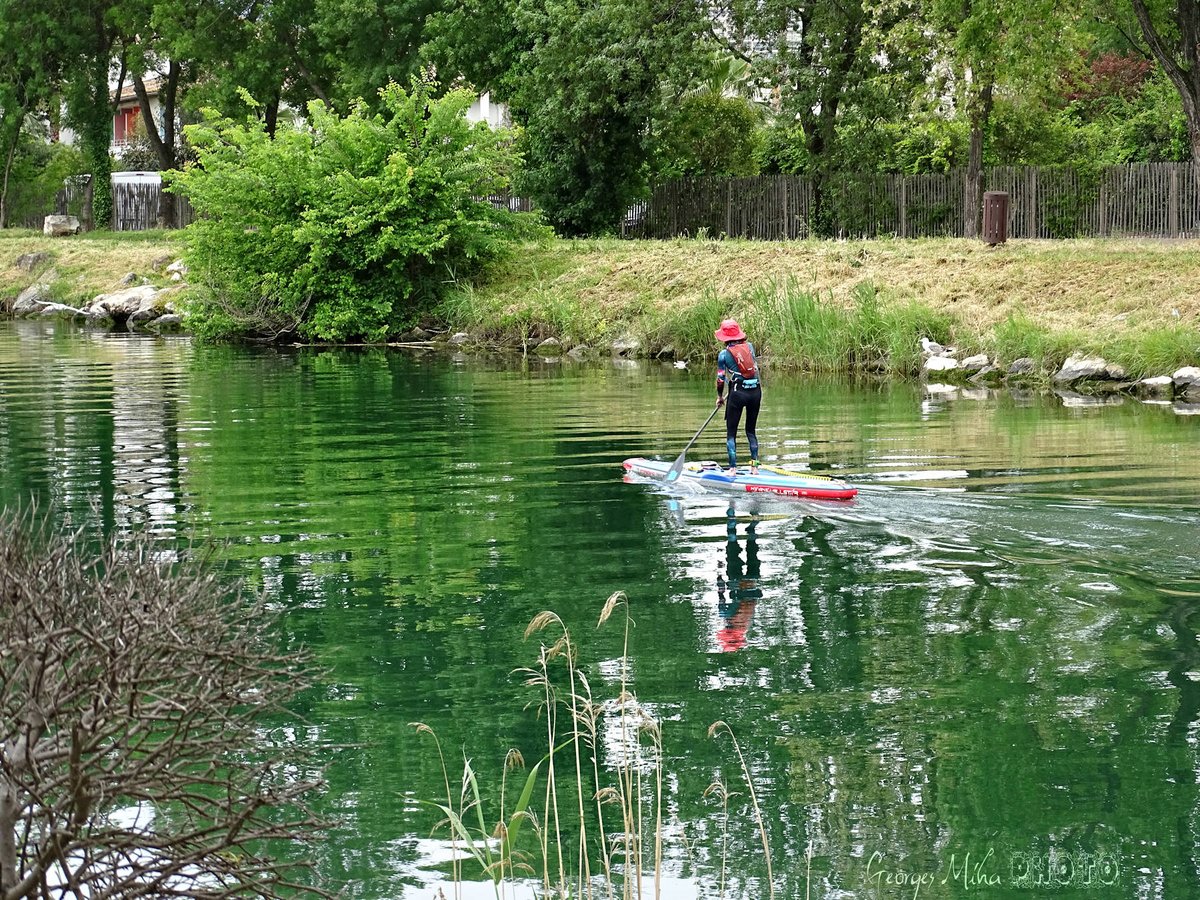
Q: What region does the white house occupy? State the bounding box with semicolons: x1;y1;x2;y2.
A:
465;91;510;129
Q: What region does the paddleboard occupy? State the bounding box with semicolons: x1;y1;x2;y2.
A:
623;458;858;501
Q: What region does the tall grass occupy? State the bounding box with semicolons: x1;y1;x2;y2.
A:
412;593;776;900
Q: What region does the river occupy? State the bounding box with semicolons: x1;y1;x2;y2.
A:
1;320;1198;899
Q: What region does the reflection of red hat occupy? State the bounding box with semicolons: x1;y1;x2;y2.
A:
714;319;746;342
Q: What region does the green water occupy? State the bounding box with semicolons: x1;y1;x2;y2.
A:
2;320;1199;899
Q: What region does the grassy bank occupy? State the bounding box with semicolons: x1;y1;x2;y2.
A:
4;230;1199;378
445;236;1200;378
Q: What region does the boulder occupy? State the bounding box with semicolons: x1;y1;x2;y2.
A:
611;333;642;357
968;365;1004;385
923;355;959;374
1134;376;1174;399
43;215;81;236
128;307;160;328
165;259;188;276
399;326;431;342
535;337;563;357
1007;357;1035;377
86;285;161;322
567;344;593;361
34;302;87;321
12;283;54;315
15;252;51;272
1172;366;1200;399
1053;354;1126;384
960;354;989;374
148;314;184;332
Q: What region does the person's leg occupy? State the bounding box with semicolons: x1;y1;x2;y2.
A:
724;392;746;469
744;390;761;468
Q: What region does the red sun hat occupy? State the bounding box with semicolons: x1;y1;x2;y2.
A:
714;318;746;342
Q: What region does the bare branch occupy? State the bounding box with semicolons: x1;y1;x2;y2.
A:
0;509;330;900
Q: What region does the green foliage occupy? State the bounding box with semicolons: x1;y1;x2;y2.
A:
434;0;706;236
654;93;765;179
989;313;1087;370
4;137;85;225
170;80;544;342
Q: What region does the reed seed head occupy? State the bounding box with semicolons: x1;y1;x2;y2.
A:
525;610;562;638
597;590;627;627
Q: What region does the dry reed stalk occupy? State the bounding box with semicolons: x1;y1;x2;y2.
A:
708;721;774;900
702;780;731;900
411;723;461;900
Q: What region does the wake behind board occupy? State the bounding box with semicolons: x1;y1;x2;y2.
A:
623;458;857;501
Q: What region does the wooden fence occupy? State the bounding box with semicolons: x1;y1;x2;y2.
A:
623;163;1200;240
47;177;196;231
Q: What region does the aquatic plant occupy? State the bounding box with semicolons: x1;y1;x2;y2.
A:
411;592;776;899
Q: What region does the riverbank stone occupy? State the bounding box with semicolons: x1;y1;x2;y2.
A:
612;333;642;357
1054;354;1126;385
535;337;563;357
1007;357;1035;377
15;252;52;272
923;355;959;375
1133;375;1173;399
148;314;184;331
567;344;593;361
1173;366;1200;400
969;364;1004;385
13;283;54;315
960;354;989;374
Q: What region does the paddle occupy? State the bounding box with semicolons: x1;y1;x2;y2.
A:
665;404;722;483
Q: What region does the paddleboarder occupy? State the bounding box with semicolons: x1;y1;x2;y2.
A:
714;318;761;476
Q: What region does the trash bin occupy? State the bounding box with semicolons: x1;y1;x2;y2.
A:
982;191;1009;245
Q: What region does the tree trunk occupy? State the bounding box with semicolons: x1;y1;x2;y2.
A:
0;126;21;229
264;90;281;139
133;63;180;229
964;81;994;240
1131;0;1200;167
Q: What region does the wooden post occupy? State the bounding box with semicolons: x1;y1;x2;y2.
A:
899;176;908;238
1025;168;1037;238
720;180;729;240
1169;164;1180;237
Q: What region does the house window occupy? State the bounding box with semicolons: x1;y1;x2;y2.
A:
114;106;139;144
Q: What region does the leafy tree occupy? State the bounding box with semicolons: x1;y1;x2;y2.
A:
654;91;765;178
0;1;75;227
170;80;541;342
653;54;766;179
889;0;1078;235
58;0;127;230
1126;0;1200;163
431;0;707;235
0;508;326;900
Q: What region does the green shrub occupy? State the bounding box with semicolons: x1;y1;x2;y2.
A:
169;79;546;342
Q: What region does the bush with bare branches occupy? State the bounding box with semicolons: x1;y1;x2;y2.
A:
0;510;327;900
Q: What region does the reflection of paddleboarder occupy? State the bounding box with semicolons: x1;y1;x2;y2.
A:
716;504;762;652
